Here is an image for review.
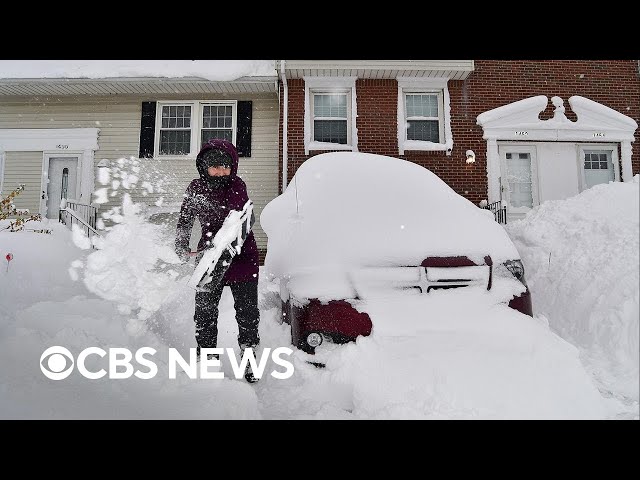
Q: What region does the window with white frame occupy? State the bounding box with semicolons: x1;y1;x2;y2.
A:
155;101;237;157
405;93;442;143
304;77;357;154
312;92;349;144
201;104;234;145
159;105;192;155
397;78;452;155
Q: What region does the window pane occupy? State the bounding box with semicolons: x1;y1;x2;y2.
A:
407;120;439;142
162;105;191;129
203;105;233;131
314;94;347;118
159;130;190;155
406;94;438;118
201;129;233;145
314;120;348;144
507;154;533;208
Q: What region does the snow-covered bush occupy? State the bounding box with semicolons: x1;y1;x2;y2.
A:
0;184;50;233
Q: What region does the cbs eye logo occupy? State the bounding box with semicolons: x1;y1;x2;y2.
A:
40;346;75;380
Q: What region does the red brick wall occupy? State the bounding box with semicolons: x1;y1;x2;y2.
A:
279;61;640;204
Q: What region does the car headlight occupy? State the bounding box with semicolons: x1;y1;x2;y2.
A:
504;259;526;284
306;332;323;348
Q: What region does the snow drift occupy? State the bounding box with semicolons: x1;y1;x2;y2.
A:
506;176;639;402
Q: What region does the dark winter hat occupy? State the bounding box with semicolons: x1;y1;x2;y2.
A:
201;148;232;169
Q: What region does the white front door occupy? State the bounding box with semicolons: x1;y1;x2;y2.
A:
498;145;539;219
581;149;616;189
46;157;78;219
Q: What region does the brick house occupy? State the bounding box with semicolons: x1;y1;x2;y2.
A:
0;60;638;258
277;60;639;222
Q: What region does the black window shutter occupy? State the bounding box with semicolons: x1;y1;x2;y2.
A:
236;101;252;157
139;101;157;158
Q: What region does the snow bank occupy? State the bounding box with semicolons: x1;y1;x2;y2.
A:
267;286;610;419
0;60;276;81
261;152;520;300
506;178;639;403
0;209;261;419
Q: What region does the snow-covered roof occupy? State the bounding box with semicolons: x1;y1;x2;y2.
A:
0;60;276;81
477;95;637;141
0;60;278;96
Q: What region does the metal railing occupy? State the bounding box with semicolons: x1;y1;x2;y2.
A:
482;200;507;224
59;200;101;241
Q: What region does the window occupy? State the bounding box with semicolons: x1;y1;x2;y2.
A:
159;105;192;155
313;93;348;144
304;77;357;154
397;78;452;155
201;104;234;145
506;152;533;208
155;101;237;157
405;94;440;142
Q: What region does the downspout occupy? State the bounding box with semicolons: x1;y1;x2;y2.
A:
280;60;288;192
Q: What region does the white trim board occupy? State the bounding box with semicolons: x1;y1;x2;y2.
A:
397;77;453;155
477;95;637;185
0;128;99;152
303;76;358;155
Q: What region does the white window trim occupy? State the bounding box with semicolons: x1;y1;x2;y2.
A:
397;78;452;155
154;100;238;158
577;144;620;192
304;76;358;155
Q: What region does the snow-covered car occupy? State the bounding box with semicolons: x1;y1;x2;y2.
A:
261;152;532;354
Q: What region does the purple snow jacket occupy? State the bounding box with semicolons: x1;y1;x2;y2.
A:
175;139;259;284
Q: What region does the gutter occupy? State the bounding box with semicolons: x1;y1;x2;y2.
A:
280;60;288;192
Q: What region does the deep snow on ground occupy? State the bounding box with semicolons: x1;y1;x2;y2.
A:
0;213;630;419
1;160;636;419
506;177;639;416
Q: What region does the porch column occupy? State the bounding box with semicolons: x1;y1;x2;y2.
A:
486;139;500;203
620;141;634;182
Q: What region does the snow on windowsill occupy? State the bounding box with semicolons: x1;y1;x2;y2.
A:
307;141;355;152
400;140;452;154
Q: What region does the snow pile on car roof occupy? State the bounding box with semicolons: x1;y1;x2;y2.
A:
262;152;519;280
506;176;639;404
